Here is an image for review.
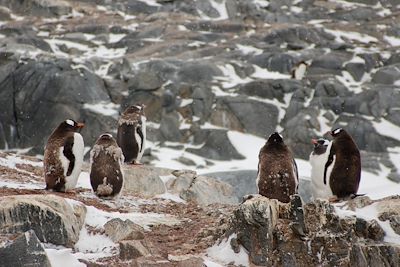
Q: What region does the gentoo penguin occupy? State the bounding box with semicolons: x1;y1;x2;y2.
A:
291;61;308;80
324;128;361;199
44;119;85;192
90;133;124;198
117;105;146;164
310;138;334;200
257;132;298;203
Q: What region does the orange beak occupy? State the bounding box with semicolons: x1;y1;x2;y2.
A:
76;122;85;128
311;139;318;145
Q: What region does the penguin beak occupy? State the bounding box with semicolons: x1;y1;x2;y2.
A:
76;122;85;129
311;139;318;145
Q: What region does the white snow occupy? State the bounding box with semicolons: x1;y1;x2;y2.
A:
46;248;86;267
372;119;400;142
206;234;249;267
0;180;43;190
74;227;117;260
0;154;43;169
324;28;378;44
253;0;269;8
384;35;400;47
83;102;120;117
76;171;92;190
236;44;263;55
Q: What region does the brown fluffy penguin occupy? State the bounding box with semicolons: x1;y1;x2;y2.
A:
324;128;361;199
90;133;124;198
257;132;298;203
44;119;85;192
117;105;146;164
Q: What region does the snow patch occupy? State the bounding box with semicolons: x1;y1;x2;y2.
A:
83;102;120;117
206;234;249;267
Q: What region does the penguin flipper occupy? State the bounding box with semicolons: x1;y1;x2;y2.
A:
136;126;144;152
323;147;335;185
63;136;75;176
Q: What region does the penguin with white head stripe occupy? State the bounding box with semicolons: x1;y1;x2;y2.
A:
117;104;146;164
44;119;85;192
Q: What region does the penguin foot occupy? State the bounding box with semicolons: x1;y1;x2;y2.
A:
131;160;143;166
350;193;365;199
328;196;340;203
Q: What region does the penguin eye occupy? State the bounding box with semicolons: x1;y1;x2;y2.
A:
65;119;75;126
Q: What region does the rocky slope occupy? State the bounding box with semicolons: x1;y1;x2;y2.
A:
0;0;399;183
0;152;400;266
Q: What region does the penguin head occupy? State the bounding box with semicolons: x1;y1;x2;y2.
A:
311;138;330;155
267;132;284;144
124;104;145;114
96;133;117;146
59;119;85;132
330;128;345;138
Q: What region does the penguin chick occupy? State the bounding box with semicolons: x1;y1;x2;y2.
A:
117;105;146;164
325;128;361;199
44;119;85;192
257;132;298;203
310;138;334;200
90;133;124;198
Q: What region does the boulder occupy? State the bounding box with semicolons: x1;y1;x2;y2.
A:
167;170;237;205
0;0;72;17
119;240;151;260
122;165;166;197
210;96;279;137
372;64;400;84
0;195;86;247
186;130;245;161
0;230;51;267
104;218;145;242
0;59;113;153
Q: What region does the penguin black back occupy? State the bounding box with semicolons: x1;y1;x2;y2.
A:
326;128;361;198
257;132;298;203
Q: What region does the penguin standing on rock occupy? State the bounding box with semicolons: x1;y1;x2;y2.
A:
117;105;146;165
44;119;85;192
324;128;361;200
310;138;333;200
257;132;298;203
90;133;124;198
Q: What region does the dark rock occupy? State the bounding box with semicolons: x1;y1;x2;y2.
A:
186;130;244;161
184;21;244;33
372;64;400;84
345;62;366;81
128;71;165;91
385;53;400;66
0;230;51;267
210;96;279;137
160;111;183;142
0;195;86;247
177;62;222;84
250;53;297;74
0;0;72;17
310;52;351;72
122;91;162;122
0;59;112;152
124;1;160;15
191;85;214;121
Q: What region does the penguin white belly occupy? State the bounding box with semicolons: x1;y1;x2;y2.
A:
136;116;146;162
310;152;334;200
64;133;84;190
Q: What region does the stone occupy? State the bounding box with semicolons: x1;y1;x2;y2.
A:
122;165;166;197
186;130;245;161
0;195;86;247
238;79;302;102
128;71;164;91
180;175;238;205
104;218;145;242
210;96;279;137
160;111;183;142
0;59;112;153
372;64;400;84
345;62;365;81
0;230;51;267
175;257;205;267
119;240;151;260
0;0;72;17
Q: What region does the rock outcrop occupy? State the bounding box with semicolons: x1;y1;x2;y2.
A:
0;194;86;247
220;195;400;266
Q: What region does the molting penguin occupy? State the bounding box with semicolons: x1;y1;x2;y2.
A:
117;105;146;164
310;138;334;200
90;133;124;198
257;132;298;203
324;128;361;199
44;119;85;192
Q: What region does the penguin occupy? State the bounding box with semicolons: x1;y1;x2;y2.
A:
256;132;298;203
309;138;334;200
291;61;308;80
90;133;124;198
117;105;146;164
44;119;85;192
324;128;361;199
